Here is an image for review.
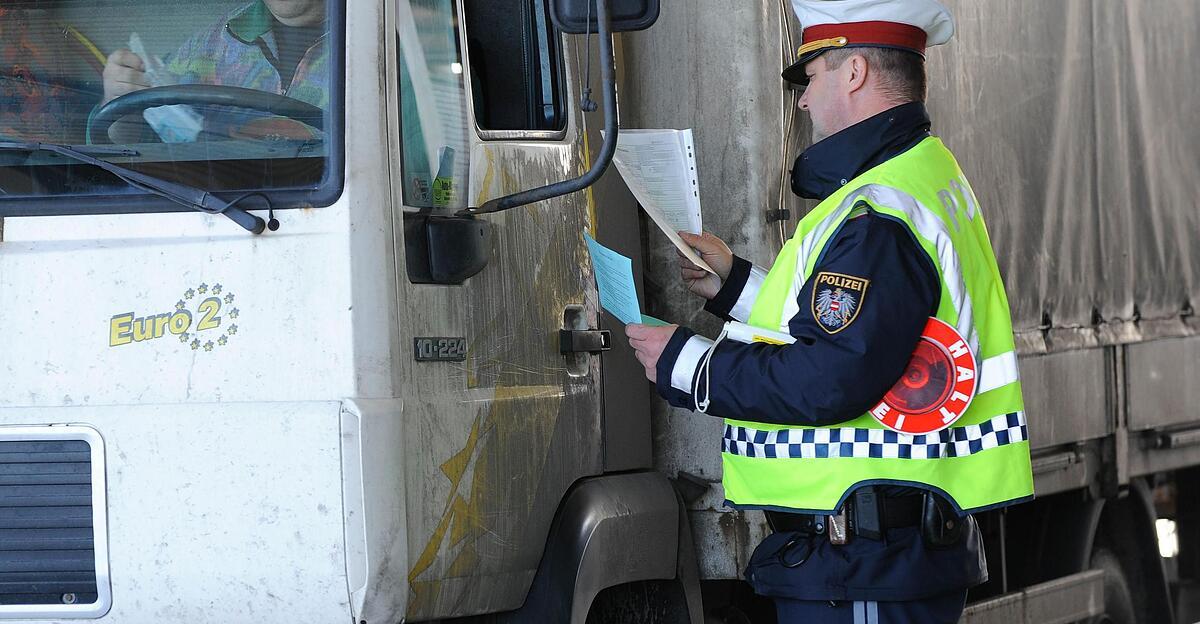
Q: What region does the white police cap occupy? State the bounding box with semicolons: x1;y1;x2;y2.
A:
783;0;955;84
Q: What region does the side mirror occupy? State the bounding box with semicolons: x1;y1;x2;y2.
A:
550;0;659;34
404;213;492;285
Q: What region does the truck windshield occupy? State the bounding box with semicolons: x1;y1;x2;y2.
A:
0;0;339;210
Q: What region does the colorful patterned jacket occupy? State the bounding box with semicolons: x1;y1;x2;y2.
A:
165;0;330;109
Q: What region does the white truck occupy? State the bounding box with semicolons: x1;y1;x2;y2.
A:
0;0;1195;623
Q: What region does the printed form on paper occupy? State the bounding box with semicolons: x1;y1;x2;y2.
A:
610;129;716;274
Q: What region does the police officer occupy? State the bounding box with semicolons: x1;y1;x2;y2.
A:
626;0;1034;621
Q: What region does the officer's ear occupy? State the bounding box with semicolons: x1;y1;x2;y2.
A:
845;53;870;95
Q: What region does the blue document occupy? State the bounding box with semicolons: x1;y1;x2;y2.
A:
584;233;646;325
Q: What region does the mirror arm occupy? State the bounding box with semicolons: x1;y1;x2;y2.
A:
465;0;617;216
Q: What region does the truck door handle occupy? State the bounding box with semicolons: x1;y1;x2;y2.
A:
560;329;612;354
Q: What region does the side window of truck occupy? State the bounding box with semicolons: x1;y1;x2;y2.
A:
462;0;565;135
398;0;471;210
396;0;565;210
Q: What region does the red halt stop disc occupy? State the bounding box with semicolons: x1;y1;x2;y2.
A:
870;317;977;435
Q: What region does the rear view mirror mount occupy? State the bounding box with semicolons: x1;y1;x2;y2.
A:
550;0;659;34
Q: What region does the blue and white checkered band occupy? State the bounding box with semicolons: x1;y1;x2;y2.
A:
721;412;1028;459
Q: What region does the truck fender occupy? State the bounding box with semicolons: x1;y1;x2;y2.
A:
494;471;702;624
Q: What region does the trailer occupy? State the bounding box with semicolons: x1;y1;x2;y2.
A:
0;0;1194;623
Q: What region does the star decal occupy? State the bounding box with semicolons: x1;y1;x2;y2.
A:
198;283;208;294
228;324;238;335
185;288;195;300
179;333;190;343
190;339;200;350
212;284;223;295
228;308;240;319
224;294;235;304
203;341;214;352
176;300;186;310
218;335;228;346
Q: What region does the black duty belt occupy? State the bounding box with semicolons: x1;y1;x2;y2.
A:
765;491;924;541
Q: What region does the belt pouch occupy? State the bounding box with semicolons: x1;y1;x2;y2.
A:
852;487;882;540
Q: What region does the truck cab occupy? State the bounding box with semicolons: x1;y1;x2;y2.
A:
0;0;691;622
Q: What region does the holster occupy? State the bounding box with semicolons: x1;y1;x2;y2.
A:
921;491;965;548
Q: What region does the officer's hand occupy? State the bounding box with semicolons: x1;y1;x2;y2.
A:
102;49;149;105
677;232;733;300
626;323;678;383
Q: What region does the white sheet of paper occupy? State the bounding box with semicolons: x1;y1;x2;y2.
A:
609;129;716;274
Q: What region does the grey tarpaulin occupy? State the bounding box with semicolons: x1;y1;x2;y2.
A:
927;0;1200;353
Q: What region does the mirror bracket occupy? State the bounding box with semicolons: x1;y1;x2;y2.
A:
550;0;659;34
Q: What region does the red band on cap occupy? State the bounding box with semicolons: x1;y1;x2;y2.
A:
802;21;927;54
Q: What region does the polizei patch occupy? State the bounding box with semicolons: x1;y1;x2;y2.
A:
871;317;978;435
811;272;869;334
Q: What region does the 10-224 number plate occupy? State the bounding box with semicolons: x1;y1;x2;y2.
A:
414;337;467;362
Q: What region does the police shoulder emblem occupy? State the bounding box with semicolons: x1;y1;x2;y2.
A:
811;271;870;334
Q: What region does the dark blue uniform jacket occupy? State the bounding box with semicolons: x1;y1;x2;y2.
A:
654;103;988;601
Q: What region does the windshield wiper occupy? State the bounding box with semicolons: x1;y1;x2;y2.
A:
0;141;266;234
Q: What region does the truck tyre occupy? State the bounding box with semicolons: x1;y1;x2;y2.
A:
585;579;692;624
1085;479;1174;624
703;605;754;624
1090;547;1136;624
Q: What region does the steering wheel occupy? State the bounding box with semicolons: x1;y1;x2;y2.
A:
88;84;324;144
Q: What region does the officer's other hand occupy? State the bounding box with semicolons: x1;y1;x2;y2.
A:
626;323;678;383
102;49;149;105
677;231;732;300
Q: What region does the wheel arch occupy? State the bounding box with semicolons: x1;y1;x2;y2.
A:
477;471;703;624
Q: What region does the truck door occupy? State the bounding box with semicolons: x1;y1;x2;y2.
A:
394;0;603;617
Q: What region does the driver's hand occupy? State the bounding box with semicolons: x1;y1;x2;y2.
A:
102;49;149;104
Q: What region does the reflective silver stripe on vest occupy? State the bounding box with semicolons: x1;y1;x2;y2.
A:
722;412;1028;460
978;351;1020;394
780;194;864;332
855;184;980;354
